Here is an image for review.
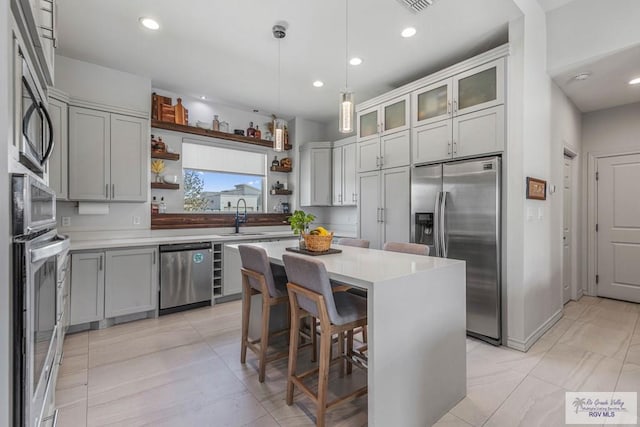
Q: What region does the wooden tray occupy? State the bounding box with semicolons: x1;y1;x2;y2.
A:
285;247;342;256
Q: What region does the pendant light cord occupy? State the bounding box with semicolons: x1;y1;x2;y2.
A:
278;38;281;113
345;0;349;90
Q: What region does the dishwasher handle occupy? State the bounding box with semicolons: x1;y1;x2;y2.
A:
159;242;212;253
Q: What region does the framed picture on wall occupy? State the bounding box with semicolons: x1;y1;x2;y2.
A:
526;177;547;200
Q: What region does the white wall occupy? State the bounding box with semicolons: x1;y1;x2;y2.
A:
580;102;640;294
546;0;640;74
1;0;12;423
550;82;582;299
506;0;561;350
55;55;151;114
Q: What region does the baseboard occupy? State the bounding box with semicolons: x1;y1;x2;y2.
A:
506;308;563;352
575;287;584;300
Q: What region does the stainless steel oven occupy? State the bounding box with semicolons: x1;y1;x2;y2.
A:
12;174;68;427
15;37;53;176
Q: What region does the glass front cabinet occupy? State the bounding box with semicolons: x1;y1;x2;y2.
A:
357;94;410;142
412;58;504;127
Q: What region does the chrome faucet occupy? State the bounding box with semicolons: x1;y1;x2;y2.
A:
235;198;247;233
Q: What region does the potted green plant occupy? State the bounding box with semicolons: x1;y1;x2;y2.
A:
287;210;316;249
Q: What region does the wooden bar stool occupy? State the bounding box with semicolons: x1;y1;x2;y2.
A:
383;241;430;256
283;253;368;427
239;245;316;382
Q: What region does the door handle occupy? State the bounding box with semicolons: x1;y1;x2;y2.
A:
111;184;115;198
440;192;448;258
39;102;54;165
105;184;109;198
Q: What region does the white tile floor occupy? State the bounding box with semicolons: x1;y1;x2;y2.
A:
55;296;640;426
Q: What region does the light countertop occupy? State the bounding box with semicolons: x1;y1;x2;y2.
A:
66;228;297;251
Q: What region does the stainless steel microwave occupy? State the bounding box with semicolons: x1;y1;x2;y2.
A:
15;38;54;176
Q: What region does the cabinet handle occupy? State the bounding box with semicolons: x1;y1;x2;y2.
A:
99;255;103;271
339;194;342;203
105;184;109;198
111;184;115;198
353;193;357;203
453;141;457;155
447;100;452;115
376;208;380;222
453;100;458;113
376;156;380;168
447;141;451;156
380;156;384;167
153;251;156;265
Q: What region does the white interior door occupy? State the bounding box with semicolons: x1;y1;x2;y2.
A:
562;156;572;304
597;153;640;302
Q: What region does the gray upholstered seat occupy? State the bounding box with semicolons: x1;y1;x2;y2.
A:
239;245;287;297
383;241;430;256
335;238;370;248
283;253;366;326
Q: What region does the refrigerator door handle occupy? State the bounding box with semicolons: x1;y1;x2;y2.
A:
434;192;442;257
440;191;448;258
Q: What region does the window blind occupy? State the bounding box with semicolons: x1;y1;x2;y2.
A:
181;141;266;175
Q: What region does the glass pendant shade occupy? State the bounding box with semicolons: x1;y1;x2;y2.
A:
339;90;354;133
273;118;285;152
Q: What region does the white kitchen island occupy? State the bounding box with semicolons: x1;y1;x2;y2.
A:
225;240;467;427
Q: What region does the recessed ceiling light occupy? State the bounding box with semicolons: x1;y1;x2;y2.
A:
349;57;362;66
401;27;417;38
573;72;591;81
200;96;206;100
139;17;160;30
629;77;640;85
313;80;324;88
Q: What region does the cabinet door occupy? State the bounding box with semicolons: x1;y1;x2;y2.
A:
382;95;410;135
70;252;105;325
110;114;148;202
343;144;358;206
382;167;411;245
358;171;381;249
412;120;453;165
332;147;343;205
453;59;504;116
453;106;504;159
47;97;68;200
105;247;158;317
380;129;410;169
68;107;110;201
357;107;379;142
357;139;380;173
311;148;332;206
412;78;452;127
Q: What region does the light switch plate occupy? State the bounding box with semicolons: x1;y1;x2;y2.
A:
62;217;71;227
132;216;141;225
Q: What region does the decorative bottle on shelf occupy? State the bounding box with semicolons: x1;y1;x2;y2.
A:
155;137;166;153
255;125;261;139
151;197;159;214
212;115;220;131
272;156;280;168
159;197;167;214
246;121;255;138
220;121;229;133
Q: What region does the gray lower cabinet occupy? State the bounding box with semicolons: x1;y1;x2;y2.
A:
105;248;158;317
70;252;105;325
70;247;158;325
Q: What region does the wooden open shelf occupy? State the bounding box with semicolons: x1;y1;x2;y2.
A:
151;151;180;161
270;189;292;195
151;182;180;190
152;120;292;150
270;165;292;173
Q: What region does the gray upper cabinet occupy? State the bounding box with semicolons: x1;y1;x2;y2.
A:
332;140;357;206
110;115;147;201
412;79;452;127
453;59;504;116
69;106;147;202
357;130;410;173
69;107;110;201
357;95;410;142
70;251;105;325
300;143;332;206
105;247;157;317
47;96;68;200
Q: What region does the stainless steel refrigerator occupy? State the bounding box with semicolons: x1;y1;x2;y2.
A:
411;156;501;344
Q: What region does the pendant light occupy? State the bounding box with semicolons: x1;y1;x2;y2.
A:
339;0;354;134
273;24;286;152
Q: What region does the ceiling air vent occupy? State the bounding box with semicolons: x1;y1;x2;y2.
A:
397;0;435;13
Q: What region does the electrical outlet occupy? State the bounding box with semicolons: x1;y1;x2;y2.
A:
132;216;141;225
62;217;71;227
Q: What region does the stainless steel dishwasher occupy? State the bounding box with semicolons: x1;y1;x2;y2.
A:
159;242;213;314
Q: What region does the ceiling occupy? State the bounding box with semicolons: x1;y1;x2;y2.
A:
552;44;640;113
55;0;521;123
